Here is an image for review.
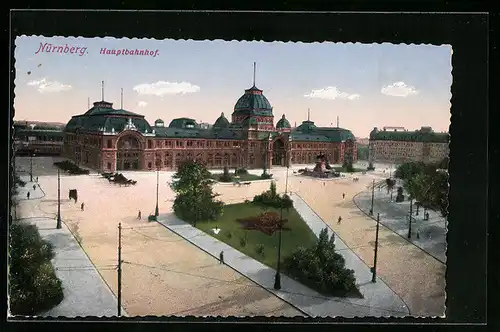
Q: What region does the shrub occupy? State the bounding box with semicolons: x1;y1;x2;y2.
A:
53;160;89;175
244;199;251;204
218;173;233;182
239;236;247;247
255;244;265;256
235;168;248;175
148;215;157;222
283;228;361;298
260;172;273;179
225;230;232;239
9;222;64;315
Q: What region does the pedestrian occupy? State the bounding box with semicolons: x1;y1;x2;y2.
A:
137;210;142;220
33;184;36;191
26;192;30;200
36;176;39;182
81;202;85;211
342;193;346;199
219;250;224;264
323;182;325;186
417;228;420;239
337;216;342;224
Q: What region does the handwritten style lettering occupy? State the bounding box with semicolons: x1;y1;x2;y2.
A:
99;48;160;57
35;43;88;56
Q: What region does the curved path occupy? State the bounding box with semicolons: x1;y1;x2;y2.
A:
15;157;303;317
13;175;123;317
265;168;446;317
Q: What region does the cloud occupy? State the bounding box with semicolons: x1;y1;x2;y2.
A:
304;86;360;100
133;81;200;96
137;101;148;108
27;78;72;93
381;82;419;97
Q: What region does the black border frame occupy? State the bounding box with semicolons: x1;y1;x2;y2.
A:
4;9;490;332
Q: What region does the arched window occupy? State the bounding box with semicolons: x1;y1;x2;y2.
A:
117;136;140;150
215;153;222;166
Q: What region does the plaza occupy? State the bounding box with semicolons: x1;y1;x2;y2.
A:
12;156;445;317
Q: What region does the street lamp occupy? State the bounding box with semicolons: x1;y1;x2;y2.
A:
273;154;289;290
371;213;380;282
155;162;160;217
369;179;375;216
30;151;34;182
407;199;413;239
57;168;62;229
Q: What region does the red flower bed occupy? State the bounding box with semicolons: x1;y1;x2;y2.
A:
236;212;290;236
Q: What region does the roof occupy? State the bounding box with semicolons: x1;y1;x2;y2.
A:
15;129;65;137
369;128;449;143
213;112;230;129
168;118;198;129
296;120;317;131
65;115;152;133
232;85;273;118
291;122;356;143
276;114;291;128
153;126;246;140
83;107;142;117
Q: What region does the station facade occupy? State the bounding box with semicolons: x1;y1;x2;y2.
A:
62;83;358;172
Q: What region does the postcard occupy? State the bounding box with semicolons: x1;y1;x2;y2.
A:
10;35;450;319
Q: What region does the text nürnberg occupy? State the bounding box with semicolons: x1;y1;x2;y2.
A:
35;43;87;56
100;48;159;57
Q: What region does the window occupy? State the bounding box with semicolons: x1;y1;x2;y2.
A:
107;139;112;148
148;140;153;149
187;141;193;147
107;162;111;170
148;162;152;169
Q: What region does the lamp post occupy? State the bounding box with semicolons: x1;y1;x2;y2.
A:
155;164;160;217
57;168;62;229
407;199;413;239
273;154;289;290
369;179;375;216
371;213;380;282
30;151;34;182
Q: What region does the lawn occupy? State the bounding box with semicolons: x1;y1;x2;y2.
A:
196;202;318;268
211;173;262;182
333;167;365;173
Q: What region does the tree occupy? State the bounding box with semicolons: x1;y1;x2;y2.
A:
385;178;396;193
283;228;361;297
342;151;355;172
401;167;449;218
9;222;64;315
219;165;232;182
170;160;224;225
356;144;369;161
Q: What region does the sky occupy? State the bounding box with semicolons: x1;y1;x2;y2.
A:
14;36;452;137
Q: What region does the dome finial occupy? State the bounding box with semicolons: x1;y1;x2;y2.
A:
282;114;286;119
221;112;224;116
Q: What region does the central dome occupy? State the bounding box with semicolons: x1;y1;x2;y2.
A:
233;85;273;117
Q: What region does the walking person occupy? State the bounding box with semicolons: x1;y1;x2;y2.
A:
33;184;36;191
337;216;342;225
342;192;346;199
137;210;142;220
417;228;420;239
219;250;224;264
36;176;39;182
26;192;30;200
81;202;85;211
